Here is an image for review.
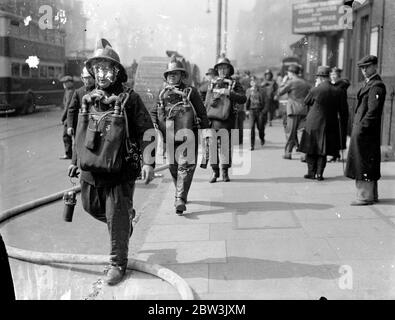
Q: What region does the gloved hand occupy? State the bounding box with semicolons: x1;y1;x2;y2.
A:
68;164;80;178
141;165;154;185
67;127;74;136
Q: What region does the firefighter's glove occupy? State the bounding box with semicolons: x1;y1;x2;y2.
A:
68;164;80;178
141;165;154;185
67;127;74;136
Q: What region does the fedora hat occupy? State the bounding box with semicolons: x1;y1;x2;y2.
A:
315;66;331;77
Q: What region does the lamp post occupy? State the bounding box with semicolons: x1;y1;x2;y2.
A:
216;0;222;60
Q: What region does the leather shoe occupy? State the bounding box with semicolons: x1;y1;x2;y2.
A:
59;155;71;160
222;170;230;182
209;172;218;183
250;146;254;151
350;200;374;206
283;154;292;160
304;174;316;180
105;265;126;285
316;174;324;181
174;198;186;212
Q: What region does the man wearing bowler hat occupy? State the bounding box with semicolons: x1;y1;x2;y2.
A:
299;66;344;180
345;55;386;205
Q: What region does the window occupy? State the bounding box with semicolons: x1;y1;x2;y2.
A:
359;15;370;59
54;66;62;78
48;66;55;78
370;26;379;56
39;65;47;78
11;63;20;77
31;67;39;78
21;63;30;77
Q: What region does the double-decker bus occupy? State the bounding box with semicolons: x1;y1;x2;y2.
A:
0;7;66;114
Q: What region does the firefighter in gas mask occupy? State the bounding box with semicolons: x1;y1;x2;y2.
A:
150;56;209;215
67;39;155;285
204;55;247;183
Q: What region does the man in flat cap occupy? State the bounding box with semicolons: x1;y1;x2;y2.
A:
299;66;344;180
278;64;311;160
60;75;75;159
345;55;386;205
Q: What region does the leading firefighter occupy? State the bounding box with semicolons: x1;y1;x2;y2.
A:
67;39;155;285
150;56;210;215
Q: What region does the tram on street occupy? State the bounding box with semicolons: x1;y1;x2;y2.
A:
0;9;66;115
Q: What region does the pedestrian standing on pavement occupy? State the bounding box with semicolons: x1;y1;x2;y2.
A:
150;56;210;215
345;55;387;206
261;69;279;126
60;75;75;159
278;64;311;160
298;66;343;181
68;39;155;285
246;75;268;150
205;55;247;183
329;67;350;162
66;67;95;137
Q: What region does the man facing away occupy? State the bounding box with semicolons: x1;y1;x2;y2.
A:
277;64;311;160
298;66;344;181
345;55;387;206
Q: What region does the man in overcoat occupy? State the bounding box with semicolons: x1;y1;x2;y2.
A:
329;67;350;162
345;55;387;205
299;66;344;181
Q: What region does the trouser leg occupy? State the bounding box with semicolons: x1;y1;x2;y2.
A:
249;110;256;147
169;164;178;187
63;123;72;158
258;112;267;143
285;115;298;155
356;180;375;202
237;113;244;144
373;181;378;201
316;155;327;176
81;181;107;223
306;154;317;176
176;163;196;201
105;182;135;267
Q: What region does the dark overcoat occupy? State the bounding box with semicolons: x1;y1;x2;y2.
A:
333;79;350;149
345;74;386;181
298;81;342;157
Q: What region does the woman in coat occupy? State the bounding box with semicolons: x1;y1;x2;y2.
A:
298;66;342;181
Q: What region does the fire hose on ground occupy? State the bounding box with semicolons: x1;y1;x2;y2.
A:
0;164;195;300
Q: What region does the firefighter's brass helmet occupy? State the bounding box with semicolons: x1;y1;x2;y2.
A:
214;55;234;76
163;55;188;79
85;38;127;83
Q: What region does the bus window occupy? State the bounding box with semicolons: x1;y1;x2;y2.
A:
10;19;20;36
39;65;47;78
11;63;21;77
48;66;55;78
55;66;62;78
21;63;30;77
31;67;39;78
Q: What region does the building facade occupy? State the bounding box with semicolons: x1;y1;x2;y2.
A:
291;0;395;153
